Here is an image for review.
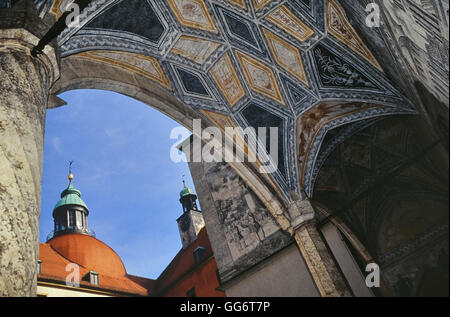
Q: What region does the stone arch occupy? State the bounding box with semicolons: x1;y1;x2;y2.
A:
50;52;293;233
1;0;445;297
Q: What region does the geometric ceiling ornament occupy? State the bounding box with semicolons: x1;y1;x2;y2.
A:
215;6;267;58
225;0;247;10
326;0;382;71
265;5;315;42
167;0;218;33
241;103;287;178
312;43;381;91
171;35;221;64
281;75;318;116
210;52;246;107
73;50;172;90
84;0;166;44
263;28;309;86
235;50;285;105
253;0;273;11
295;0;312;12
174;66;212;98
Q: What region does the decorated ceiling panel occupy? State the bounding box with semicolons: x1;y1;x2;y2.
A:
36;0;416;199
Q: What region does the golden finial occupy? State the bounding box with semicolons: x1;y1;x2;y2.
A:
68;160;74;181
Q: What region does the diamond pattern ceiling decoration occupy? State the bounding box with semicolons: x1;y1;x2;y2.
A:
281;75;318;116
263;28;309;86
235;50;285;105
167;0;218;33
326;0;381;71
214;6;268;59
46;0;416;199
253;0;272;11
265;5;314;43
84;0;166;44
175;66;211;97
171;35;220;64
226;0;247;10
210;52;246;106
241;103;286;178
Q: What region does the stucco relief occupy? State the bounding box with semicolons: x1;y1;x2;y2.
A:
203;163;281;262
210;52;246;106
171;35;220;64
265;5;314;42
167;0;218;33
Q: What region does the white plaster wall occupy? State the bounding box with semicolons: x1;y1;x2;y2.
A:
224;244;320;297
37;285;110;297
321;223;374;297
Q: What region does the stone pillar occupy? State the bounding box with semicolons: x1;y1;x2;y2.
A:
290;198;352;297
0;7;59;295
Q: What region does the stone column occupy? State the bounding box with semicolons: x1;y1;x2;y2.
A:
0;11;59;295
290;197;352;297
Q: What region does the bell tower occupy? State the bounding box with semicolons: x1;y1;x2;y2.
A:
176;180;205;249
50;162;92;240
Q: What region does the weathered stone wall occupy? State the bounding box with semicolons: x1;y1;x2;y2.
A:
340;0;449;142
0;47;48;297
0;1;58;296
188;160;294;285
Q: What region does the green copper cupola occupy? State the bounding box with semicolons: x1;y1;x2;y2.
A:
179;179;199;213
50;164;91;239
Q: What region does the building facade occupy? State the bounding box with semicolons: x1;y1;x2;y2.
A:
37;174;224;297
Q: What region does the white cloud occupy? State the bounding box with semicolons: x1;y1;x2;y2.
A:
51;137;63;155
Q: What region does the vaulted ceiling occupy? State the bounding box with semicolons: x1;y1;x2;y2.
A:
36;0;416;199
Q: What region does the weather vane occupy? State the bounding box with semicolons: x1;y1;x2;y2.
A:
182;174;186;187
68;160;74;181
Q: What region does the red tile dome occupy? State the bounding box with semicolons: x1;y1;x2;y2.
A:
48;233;126;277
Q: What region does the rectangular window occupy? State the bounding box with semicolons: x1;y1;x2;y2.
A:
76;211;82;229
89;271;99;285
186;287;196;297
68;210;76;228
37;260;42;275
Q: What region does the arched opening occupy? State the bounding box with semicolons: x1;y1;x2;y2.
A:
40;88;198;279
50;53;293;233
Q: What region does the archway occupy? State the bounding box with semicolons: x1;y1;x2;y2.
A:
1;0;446;297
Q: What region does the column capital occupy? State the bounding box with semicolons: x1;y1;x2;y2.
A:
0;28;60;85
1;0;60;85
287;193;352;297
287;194;316;234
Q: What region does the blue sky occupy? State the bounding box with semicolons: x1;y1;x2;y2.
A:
40;89;195;279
